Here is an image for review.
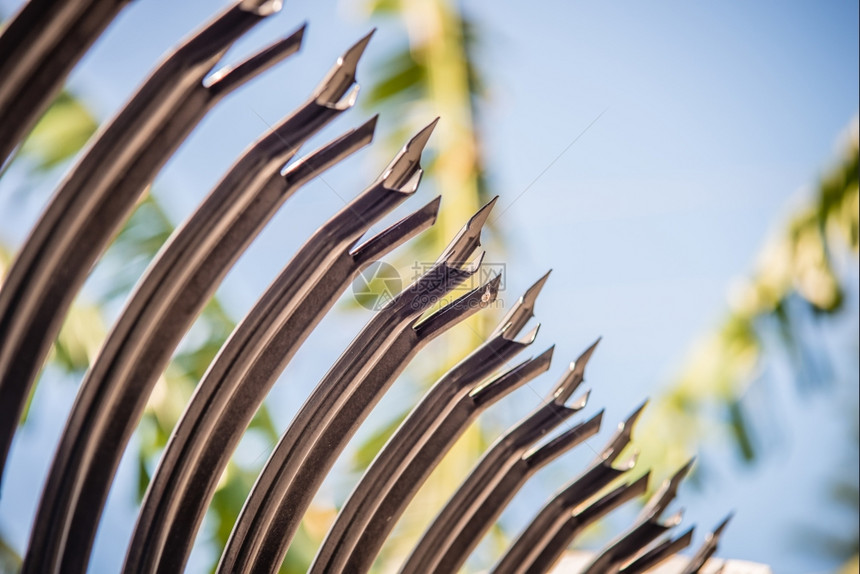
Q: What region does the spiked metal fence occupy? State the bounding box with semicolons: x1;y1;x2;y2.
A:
0;1;754;573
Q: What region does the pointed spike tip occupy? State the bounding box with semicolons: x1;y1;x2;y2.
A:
712;512;734;537
572;337;601;376
521;269;552;308
621;399;649;432
588;408;606;429
437;198;496;265
341;29;375;71
425;195;442;221
469;195;499;230
533;345;555;368
357;114;379;141
408;117;439;152
293;22;307;44
676;456;696;482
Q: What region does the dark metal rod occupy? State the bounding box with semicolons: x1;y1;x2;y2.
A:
619;526;695;574
124;122;438;574
23;38;370;569
0;0;131;166
526;473;652;574
237;275;503;574
580;460;695;573
0;0;303;484
402;341;599;573
430;411;604;574
495;401;648;574
217;199;496;574
680;514;733;574
310;274;549;574
342;348;556;574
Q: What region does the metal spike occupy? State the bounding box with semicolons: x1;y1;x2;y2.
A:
23;113;368;574
516;473;649;574
0;1;301;491
352;196;442;264
219;273;500;573
598;399;649;464
414;273;502;339
321;350;552;574
207;25;306;96
620;527;695;574
581;460;695;574
472;346;555;404
495;413;646;574
551;337;600;403
314;29;374;105
403;361;596;574
680;513;734;574
0;0;135;165
436;196;498;265
491;270;551;338
308;290;542;573
428;412;603;574
217;206;494;574
378;117;439;189
641;457;695;520
122;124;439;573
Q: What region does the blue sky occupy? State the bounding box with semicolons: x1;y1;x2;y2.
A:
0;0;857;572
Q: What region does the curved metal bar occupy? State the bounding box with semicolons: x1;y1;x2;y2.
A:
123;122;437;574
0;0;130;165
619;526;695;574
431;411;603;574
310;274;549;574
0;0;302;483
680;514;733;574
527;473;651;574
581;459;695;573
341;349;556;574
402;341;600;574
23;44;369;568
217;199;496;574
494;401;647;574
236;275;502;574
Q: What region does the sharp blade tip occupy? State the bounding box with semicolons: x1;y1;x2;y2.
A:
293;22;308;41
358;114;379;138
467;196;498;231
625;399;649;428
713;512;734;536
522;269;552;307
535;344;555;365
404;117;439;157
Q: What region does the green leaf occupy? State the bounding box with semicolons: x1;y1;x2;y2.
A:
351;408;409;471
19;91;98;170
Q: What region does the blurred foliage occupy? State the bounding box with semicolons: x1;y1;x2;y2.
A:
0;531;19;574
635;118;859;566
18;91;99;172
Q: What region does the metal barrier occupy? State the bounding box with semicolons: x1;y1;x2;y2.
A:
0;1;742;572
